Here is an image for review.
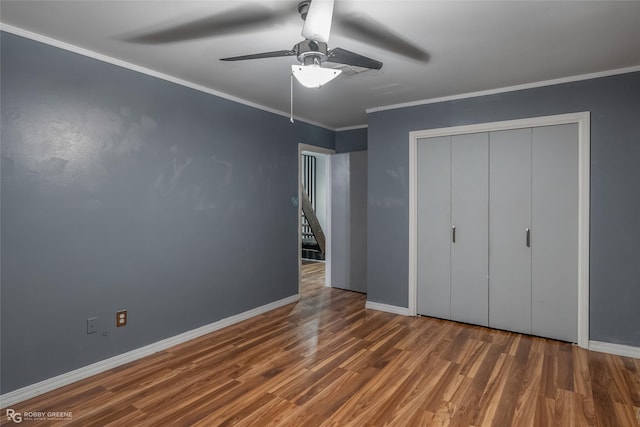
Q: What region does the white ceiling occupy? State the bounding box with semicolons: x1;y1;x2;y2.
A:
2;1;640;130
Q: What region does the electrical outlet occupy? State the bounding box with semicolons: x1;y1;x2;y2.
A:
116;310;127;327
87;317;97;334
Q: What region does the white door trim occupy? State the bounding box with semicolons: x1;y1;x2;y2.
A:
298;144;335;290
408;112;590;349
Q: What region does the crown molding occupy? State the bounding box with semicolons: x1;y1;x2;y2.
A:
335;124;368;132
0;24;335;131
366;65;640;114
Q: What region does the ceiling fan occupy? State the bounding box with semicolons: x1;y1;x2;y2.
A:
220;0;381;88
125;0;429;89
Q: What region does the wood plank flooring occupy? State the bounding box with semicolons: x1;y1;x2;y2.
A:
2;261;639;426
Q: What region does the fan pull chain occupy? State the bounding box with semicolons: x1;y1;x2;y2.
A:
290;73;295;124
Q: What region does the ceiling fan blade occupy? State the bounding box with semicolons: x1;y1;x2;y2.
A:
221;50;297;62
124;5;283;44
334;14;429;62
301;0;335;43
327;47;383;70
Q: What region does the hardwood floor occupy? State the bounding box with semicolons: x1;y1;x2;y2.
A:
2;262;639;426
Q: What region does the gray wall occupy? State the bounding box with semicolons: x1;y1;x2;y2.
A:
335;127;367;153
0;32;334;393
367;72;640;347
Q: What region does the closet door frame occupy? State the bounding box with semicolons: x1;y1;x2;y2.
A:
408;112;590;349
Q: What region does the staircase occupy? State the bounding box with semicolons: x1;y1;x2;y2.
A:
301;188;325;261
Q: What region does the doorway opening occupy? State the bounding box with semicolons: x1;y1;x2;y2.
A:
298;144;334;296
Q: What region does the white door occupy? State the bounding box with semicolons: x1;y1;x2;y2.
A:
450;133;489;326
330;151;367;293
531;124;579;342
417;125;579;342
489;128;532;335
417;137;451;319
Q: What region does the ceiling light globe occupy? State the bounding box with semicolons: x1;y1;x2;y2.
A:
291;64;341;88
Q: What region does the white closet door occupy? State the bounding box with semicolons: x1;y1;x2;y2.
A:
489;129;532;334
532;124;579;342
417;137;451;319
330;152;368;293
330;153;350;290
451;133;489;326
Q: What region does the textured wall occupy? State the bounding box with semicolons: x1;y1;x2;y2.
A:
335;127;367;153
367;72;640;347
0;32;334;393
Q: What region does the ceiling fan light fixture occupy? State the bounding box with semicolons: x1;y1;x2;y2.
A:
291;64;341;88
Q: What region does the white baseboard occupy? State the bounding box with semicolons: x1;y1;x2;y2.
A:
589;340;640;359
365;301;411;316
0;294;300;407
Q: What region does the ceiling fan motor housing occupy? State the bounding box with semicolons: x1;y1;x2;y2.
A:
295;40;328;65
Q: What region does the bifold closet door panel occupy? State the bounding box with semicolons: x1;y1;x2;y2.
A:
489;129;532;334
451;133;489;326
417;137;451;319
532;124;579;342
